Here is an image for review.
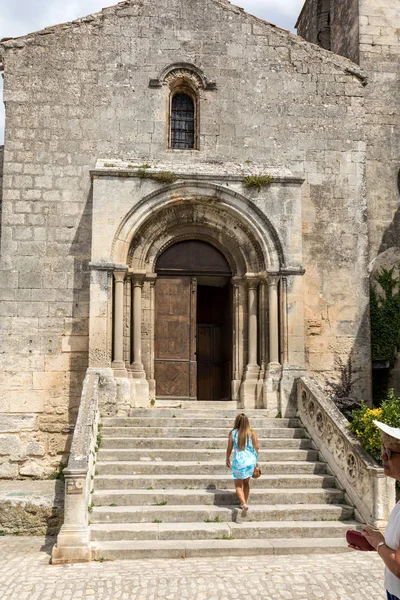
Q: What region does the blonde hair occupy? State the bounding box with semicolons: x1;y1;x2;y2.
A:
382;432;400;450
232;413;254;451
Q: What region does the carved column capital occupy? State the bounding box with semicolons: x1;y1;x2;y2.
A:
244;273;260;290
129;269;147;288
113;270;126;283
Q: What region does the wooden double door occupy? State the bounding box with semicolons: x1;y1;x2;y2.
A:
154;276;232;400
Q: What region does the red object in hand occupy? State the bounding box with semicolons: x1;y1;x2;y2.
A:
346;530;375;551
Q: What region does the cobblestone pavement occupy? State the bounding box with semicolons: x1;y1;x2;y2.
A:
0;537;386;599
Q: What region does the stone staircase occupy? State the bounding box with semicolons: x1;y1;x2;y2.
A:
90;408;358;560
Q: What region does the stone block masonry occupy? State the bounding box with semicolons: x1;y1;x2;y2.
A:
0;0;371;472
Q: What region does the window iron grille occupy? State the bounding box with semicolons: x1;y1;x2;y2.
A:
171;93;195;149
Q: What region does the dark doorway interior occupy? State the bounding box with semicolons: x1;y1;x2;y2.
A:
197;284;232;401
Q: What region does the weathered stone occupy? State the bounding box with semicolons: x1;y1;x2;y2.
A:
0;0;398;471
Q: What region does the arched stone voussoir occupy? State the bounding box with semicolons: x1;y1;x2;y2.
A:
112;182;285;273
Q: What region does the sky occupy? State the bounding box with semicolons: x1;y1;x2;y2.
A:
0;0;305;143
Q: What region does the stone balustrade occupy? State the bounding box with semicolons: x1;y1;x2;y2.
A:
297;377;395;529
51;372;100;564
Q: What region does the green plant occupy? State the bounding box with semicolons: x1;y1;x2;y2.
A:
95;557;105;563
110;503;117;507
150;399;156;406
137;169;149;179
152;519;162;523
242;174;273;191
88;502;95;513
151;171;177;184
47;465;65;482
153;501;167;506
371;266;400;362
147;486;153;490
104;163;115;168
0;531;5;536
204;516;222;523
275;412;282;419
350;389;400;461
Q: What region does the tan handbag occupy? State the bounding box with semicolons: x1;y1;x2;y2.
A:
252;464;261;479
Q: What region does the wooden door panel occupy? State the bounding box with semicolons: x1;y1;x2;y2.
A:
155;276;196;398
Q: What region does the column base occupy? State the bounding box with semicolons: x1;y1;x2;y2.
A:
51;525;92;564
130;362;146;380
112;361;128;378
243;364;260;381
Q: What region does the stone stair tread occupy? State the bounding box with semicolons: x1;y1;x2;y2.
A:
95;459;317;466
91;520;359;532
94;473;333;484
93;487;341;496
91;502;352;513
92;537;351;559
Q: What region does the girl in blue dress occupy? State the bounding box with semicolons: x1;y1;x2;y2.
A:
225;413;259;511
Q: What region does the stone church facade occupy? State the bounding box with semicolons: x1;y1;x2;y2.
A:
0;0;398;477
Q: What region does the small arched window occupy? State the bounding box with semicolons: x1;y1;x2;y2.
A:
170;92;195;150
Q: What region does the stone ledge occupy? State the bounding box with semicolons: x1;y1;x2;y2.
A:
0;480;64;536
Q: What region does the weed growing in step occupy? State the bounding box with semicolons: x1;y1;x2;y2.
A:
88;502;95;513
204;516;222;523
0;531;5;536
147;486;153;490
153;519;162;523
153;501;168;506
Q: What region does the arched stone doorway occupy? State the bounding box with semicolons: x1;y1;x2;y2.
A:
154;240;233;401
88;176;306;414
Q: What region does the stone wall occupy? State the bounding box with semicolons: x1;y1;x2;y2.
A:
331;0;359;64
296;0;319;46
0;145;3;242
0;0;370;473
358;0;400;262
297;0;359;63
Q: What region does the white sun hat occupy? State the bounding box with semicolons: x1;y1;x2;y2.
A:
373;420;400;441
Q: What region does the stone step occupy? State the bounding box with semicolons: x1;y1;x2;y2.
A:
91;538;351;559
101;437;312;451
128;408;278;418
102;417;300;428
91;520;359;542
92;487;344;506
95;459;324;476
152;401;240;410
90;503;354;524
97;449;318;463
94;473;335;490
101;427;306;438
97;445;313;461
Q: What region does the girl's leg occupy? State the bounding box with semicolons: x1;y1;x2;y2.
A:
243;478;250;502
234;480;246;506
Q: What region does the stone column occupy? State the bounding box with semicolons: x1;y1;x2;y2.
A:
131;273;146;379
264;274;282;414
241;275;260;408
268;275;280;367
112;271;127;377
231;277;243;402
128;270;149;407
246;277;259;372
280;276;288;366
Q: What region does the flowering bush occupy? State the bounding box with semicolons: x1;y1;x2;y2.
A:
350;389;400;462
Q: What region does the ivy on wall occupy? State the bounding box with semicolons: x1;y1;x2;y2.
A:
370;266;400;362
